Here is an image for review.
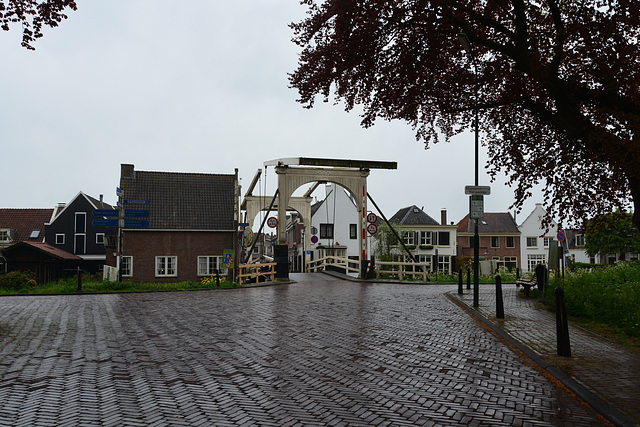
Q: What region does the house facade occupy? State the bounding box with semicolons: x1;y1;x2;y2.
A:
44;192;116;274
106;164;239;282
457;212;521;272
1;208;54;273
308;183;362;269
387;206;458;273
518;203;559;272
2;241;82;284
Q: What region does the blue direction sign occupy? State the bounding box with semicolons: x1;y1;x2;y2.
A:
93;209;118;217
93;219;118;227
124;209;149;218
124;199;150;205
124;219;149;228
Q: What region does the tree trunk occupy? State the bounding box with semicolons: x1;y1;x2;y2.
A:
630;177;640;230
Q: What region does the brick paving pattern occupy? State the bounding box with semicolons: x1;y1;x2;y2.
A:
0;275;607;426
452;284;640;426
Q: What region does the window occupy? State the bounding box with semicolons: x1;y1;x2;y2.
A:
438;231;450;246
198;256;226;276
526;237;537;248
121;256;133;277
156;256;177;277
75;212;86;233
96;233;105;245
403;231;416;245
438;255;450;273
491;236;500;248
420;231;432;245
55;234;65;245
349;224;357;240
504;256;518;270
469;236;476;248
506;236;515;248
29;229;41;239
543;237;552;247
527;254;546;271
1;230;12;242
575;234;585;247
320;224;334;239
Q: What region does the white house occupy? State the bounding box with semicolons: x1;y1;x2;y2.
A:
385;205;458;273
518;203;559;272
308;183;361;266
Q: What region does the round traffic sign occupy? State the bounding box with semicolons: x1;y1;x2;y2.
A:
367;212;378;223
367;223;378;235
267;217;278;228
557;231;566;242
311;235;319;244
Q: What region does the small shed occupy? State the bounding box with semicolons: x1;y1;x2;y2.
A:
2;241;82;284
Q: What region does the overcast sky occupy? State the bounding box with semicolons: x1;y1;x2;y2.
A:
2;1;545;227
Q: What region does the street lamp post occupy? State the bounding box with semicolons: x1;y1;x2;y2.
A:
458;32;480;307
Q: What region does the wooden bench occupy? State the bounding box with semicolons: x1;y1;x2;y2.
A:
516;274;537;297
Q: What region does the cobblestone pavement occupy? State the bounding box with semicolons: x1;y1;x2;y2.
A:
0;275;608;426
450;284;639;426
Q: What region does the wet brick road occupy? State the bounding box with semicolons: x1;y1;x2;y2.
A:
0;274;605;426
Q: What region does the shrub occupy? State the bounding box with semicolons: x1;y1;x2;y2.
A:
0;271;37;291
547;262;640;337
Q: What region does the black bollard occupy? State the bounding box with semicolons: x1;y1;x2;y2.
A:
495;275;504;319
458;268;463;294
215;269;221;287
466;268;471;290
77;267;82;293
516;267;520;280
555;287;572;357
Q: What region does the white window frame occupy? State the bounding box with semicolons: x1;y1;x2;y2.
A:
527;254;546;271
156;256;177;277
420;231;432;245
543;237;552;248
121;256;133;277
526;237;538;248
197;256;227;276
575;234;585;247
320;223;334;239
96;233;105;245
403;231;416;246
437;255;450;273
55;233;65;245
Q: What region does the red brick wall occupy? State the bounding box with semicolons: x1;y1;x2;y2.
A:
107;231;235;282
456;235;521;269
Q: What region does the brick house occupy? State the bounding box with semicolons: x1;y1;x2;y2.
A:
106;164;239;282
457;212;521;271
1;208;54;273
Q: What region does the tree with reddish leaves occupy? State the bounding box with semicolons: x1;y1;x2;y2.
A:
1;0;77;50
289;0;640;229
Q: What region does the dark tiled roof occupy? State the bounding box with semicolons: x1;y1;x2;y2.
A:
120;169;236;230
389;206;439;226
0;208;53;243
457;213;519;234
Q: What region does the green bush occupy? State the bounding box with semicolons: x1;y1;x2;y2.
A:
0;271;37;291
547;262;640;337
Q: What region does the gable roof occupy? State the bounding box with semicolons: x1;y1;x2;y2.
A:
120;165;237;230
389;206;439;226
49;192;114;223
0;208;54;243
457;212;519;234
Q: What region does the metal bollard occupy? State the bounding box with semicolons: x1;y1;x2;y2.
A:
458;268;463;294
555;287;571;357
216;269;221;287
77;267;82;293
495;275;504;319
466;268;471;290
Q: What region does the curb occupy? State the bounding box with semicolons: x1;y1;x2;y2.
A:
447;292;637;427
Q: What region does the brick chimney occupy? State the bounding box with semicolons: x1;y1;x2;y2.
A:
441;209;447;226
121;164;135;180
